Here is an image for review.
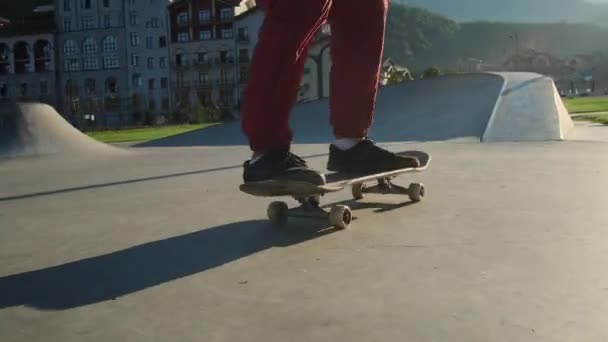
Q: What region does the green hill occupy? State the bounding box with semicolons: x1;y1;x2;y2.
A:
384;2;608;73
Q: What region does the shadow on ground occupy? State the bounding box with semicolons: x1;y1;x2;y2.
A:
0;219;338;310
0;197;418;311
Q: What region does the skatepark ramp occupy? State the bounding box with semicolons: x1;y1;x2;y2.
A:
137;72;574;148
0;102;123;159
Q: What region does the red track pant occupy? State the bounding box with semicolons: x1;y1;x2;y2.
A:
241;0;389;153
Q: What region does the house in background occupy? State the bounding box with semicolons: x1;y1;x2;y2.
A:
55;0;172;128
168;0;255;120
0;7;57;107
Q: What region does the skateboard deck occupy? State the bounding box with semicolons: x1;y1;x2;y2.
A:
239;150;430;229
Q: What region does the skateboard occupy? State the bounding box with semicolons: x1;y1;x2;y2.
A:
239;151;430;229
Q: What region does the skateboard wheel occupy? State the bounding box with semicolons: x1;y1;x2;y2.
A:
329;205;352;229
408;183;425;202
351;183;365;200
267;201;288;226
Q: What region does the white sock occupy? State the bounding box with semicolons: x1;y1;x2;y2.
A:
333;138;362;151
250;153;264;164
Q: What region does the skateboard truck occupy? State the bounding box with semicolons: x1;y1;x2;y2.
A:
266;177;425;229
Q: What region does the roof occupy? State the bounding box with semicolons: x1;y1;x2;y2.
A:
0;12;55;37
235;5;262;21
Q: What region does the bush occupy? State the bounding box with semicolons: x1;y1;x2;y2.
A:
421;66;442;79
192;102;221;123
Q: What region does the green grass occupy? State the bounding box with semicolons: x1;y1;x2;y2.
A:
563;96;608;113
86;123;217;143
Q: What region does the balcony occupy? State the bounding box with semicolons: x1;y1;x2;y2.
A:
219;15;233;23
172;61;191;70
177;18;190;27
216;78;235;89
236;34;250;44
195;81;212;90
172;82;191;89
193;59;213;70
215;57;235;67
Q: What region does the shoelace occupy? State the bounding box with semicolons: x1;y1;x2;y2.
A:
360;139;396;158
284;151;307;167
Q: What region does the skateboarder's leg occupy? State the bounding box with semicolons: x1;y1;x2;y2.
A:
241;0;331;153
326;0;420;173
328;0;387;141
241;0;331;184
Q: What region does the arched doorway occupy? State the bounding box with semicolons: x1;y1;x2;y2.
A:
34;40;52;72
13;41;30;74
0;43;10;75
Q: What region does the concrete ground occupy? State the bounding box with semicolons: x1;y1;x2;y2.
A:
2;139;608;341
2;73;608;341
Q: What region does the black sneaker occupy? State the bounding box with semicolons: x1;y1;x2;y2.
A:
327;139;420;174
243;150;326;185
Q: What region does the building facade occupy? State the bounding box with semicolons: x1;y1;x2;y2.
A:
124;0;172;125
54;0;171;128
168;0;255;121
0;10;57;107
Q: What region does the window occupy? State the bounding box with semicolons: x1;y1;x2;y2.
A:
220;50;233;63
177;12;188;25
158;36;167;47
147;57;154;69
199;10;210;24
198;72;208;83
221;28;233;39
131;54;139;66
146;37;153;49
103;0;110;7
239;66;248;82
197;52;208;64
64;40;78;56
64;18;72;31
104;15;112;27
177;32;189;42
220;8;232;21
151;17;160;28
129;12;137;26
161;77;168;89
82;38;97;54
64;59;80;71
130;32;139;46
83;56;98;70
239;48;249;62
64;0;71;11
19;83;27;98
132;74;142;88
103;55;119;69
81;0;91;10
81;16;95;29
85;79;96;96
102;36;117;52
0;84;7;98
148;79;155;90
237;27;248;40
159;57;166;69
162;97;169;110
200;30;211;40
40;80;48;95
106;77;117;95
